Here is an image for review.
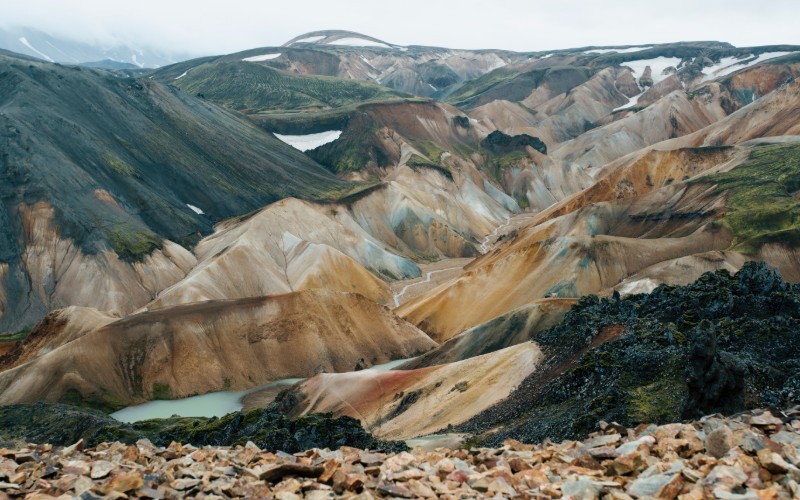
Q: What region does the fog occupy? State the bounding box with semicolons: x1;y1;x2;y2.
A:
1;0;797;55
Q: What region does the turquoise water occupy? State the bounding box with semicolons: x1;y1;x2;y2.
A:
406;433;466;450
111;357;414;422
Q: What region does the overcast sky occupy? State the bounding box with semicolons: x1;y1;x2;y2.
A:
1;0;797;55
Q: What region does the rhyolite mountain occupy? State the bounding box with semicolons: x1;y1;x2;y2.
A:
0;49;360;332
1;30;800;451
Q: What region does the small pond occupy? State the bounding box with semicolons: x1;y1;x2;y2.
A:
111;358;414;423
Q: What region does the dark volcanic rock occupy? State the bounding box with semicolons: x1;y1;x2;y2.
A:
682;320;747;418
459;262;800;445
0;402;406;453
639;65;654;87
481;130;547;155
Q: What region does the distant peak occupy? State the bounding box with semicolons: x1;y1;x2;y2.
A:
283;30;401;50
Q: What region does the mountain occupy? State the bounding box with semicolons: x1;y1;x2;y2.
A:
0;26;192;67
275;262;800;446
0;289;435;409
144;197;419;309
153;29;531;104
158;55;409;114
0;50;360;333
2;30;800;466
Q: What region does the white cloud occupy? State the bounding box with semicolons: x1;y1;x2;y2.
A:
0;0;796;57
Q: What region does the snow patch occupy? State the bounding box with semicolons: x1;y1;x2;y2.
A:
586;46;652;54
613;91;646;111
359;55;375;68
327;37;391;49
187;204;204;215
619;57;682;86
18;37;53;62
488;57;507;71
130;54;144;68
700;52;795;82
618;278;659;296
242;53;282;62
174;69;190;80
274;130;342;151
291;35;326;44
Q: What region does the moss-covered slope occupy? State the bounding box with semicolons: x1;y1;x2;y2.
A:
694;142;800;254
447;66;591;109
168;60;405;113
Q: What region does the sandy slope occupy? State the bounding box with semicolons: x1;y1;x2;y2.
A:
146;198;414;309
289;342;542;439
0;306;116;371
397;174;735;341
609;250;747;296
15;202;196;319
549;86;728;172
680;79;800;147
400;298;575;369
0;289;436;407
398;77;800;340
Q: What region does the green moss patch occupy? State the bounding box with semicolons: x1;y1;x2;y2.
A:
447;69;521;108
174;62;405;113
101;224;162;261
151;383;171;400
101;152;135;176
0;330;30;342
407;154;453;180
695;143;800;254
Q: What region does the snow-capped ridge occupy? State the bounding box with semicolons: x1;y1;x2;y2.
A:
283;30;401;50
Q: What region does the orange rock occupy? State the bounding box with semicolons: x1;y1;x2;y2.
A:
104;473;144;493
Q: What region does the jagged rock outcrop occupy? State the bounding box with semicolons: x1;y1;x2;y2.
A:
480;130;547;155
682;320;747;418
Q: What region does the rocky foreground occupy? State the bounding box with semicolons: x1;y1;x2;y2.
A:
0;407;798;499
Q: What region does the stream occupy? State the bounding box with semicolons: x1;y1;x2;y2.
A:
392;269;459;307
479;215;512;253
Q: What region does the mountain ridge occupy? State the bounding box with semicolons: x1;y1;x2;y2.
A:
0;26;194;68
1;30;800;489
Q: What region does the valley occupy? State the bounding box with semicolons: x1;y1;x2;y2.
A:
0;25;799;498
